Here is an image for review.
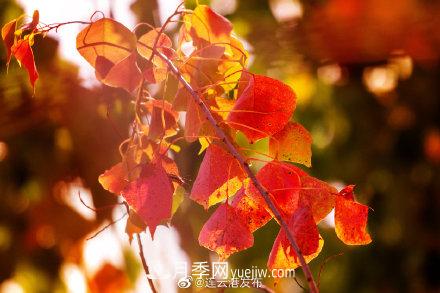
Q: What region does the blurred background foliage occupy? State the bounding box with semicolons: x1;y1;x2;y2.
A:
0;0;439;292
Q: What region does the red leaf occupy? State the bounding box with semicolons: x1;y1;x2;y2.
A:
335;185;372;245
291;166;337;223
121;161;173;236
191;144;246;209
11;39;38;89
269;122;312;167
199;203;253;260
268;207;323;270
21;10;39;31
1;19;16;67
231;189;272;233
247;162;301;218
227;73;296;142
98;162;128;195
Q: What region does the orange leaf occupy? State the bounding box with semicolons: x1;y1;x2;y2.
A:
125;209;147;243
76;18;140;92
187;5;233;45
121;161;173;236
137;28;173;60
231;189;272;233
198;203;253;260
144;99;179;140
227;73;296;142
137;28;175;85
184;95;206;142
268;207;323;270
173;86;190;111
270;122;313;167
11;39;38;89
180;45;225;88
100;52;142;93
335;185;372;245
21;10;39;32
89;263;129;293
98;162;128;195
1;19;17;67
142;60;167;84
191;144;246;209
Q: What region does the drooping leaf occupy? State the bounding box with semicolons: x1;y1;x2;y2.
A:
185;96;206;142
335;185;372;245
270;122;313;167
100;52;142;92
142;60;167;84
125;209;147;243
121;161;173;236
21;10;40;32
186;5;233;45
268;207;322;270
191;144;246;209
227;73;297;142
76;18;136;71
180;45;225;88
1;19;17;67
137;28;173;60
145;99;179;140
76;18;141;92
199;203;253;260
290;166;337;223
231;188;272;233
11;39;38;89
98;162;128;195
247;161;301;218
137;28;175;85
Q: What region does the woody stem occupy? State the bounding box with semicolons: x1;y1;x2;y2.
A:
136;234;158;293
156;51;319;293
123;202;157;293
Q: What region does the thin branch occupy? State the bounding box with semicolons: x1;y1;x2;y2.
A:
136;233;158;293
155;51;319;293
86;211;128;240
318;252;344;288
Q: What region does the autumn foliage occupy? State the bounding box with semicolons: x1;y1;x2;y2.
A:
2;3;372;286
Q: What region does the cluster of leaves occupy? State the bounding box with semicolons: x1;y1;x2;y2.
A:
2;10;39;90
2;4;371;272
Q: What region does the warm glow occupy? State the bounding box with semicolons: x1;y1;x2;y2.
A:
270;0;303;22
363;66;398;95
54;179;96;221
211;0;238;15
61;263;87;293
0;280;24;293
0;142;7;161
318;63;344;85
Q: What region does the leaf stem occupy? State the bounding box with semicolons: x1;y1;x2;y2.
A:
155;51;319;293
